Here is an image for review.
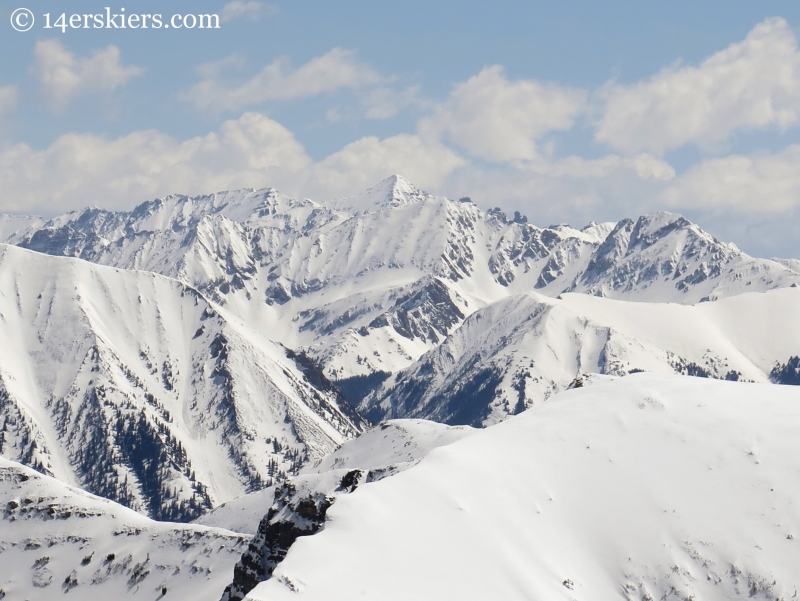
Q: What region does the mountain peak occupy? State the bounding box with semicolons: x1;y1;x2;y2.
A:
326;175;430;215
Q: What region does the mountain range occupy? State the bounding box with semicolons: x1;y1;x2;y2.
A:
1;175;800;599
1;175;798;422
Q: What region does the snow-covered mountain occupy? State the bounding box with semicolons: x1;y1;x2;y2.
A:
0;417;471;601
0;456;249;600
362;287;800;426
216;419;473;600
1;175;799;516
2;176;798;392
195;418;474;536
243;374;800;601
0;244;364;521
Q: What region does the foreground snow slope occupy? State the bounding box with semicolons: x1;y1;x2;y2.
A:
364;287;800;426
0;457;248;601
248;374;800;601
216;419;475;599
0;243;363;521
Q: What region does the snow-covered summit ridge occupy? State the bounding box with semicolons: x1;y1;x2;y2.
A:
216;418;475;600
362;286;800;427
1;176;798;385
194;419;474;535
246;374;800;601
325;174;431;215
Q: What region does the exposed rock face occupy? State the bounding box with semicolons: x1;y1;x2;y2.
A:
0;456;250;600
217;419;476;600
1;176;799;517
220;472;360;601
2;178;798;387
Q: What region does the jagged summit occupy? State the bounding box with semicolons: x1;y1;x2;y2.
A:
0;179;797;386
325;174;431;215
0;177;798;440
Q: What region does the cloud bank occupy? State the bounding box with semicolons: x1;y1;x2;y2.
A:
5;18;800;259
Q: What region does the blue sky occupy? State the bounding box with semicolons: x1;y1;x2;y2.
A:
2;1;800;257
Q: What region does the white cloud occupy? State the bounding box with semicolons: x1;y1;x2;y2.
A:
420;65;586;162
596;17;800;155
0;113;309;213
363;86;423;119
0;85;18;116
309;134;466;196
220;1;278;23
519;153;675;181
185;48;383;111
0;113;464;214
661;145;800;212
32;39;144;110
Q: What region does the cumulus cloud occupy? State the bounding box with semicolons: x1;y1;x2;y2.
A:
309;134;465;196
661;145;800;212
32;39;144;110
420;65;586;162
520;153;675;181
595;17;800;155
220;1;279;22
0;85;18;116
0;113;465;214
0;113;308;213
185;48;383;111
363;86;423;119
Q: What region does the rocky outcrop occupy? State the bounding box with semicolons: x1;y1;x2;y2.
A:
221;470;364;601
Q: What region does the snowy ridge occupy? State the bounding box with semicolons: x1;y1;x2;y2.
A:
325;174;431;214
216;418;473;600
0;244;364;521
2;177;798;386
362;287;800;426
0;456;248;600
245;374;800;601
194;419;474;536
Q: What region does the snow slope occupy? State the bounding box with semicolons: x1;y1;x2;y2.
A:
246;374;800;601
363;287;800;426
0;456;248;601
2;176;798;385
217;418;474;599
0;243;364;521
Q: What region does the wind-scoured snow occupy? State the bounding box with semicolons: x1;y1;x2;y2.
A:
0;456;248;600
363;287;800;426
246;374;800;601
